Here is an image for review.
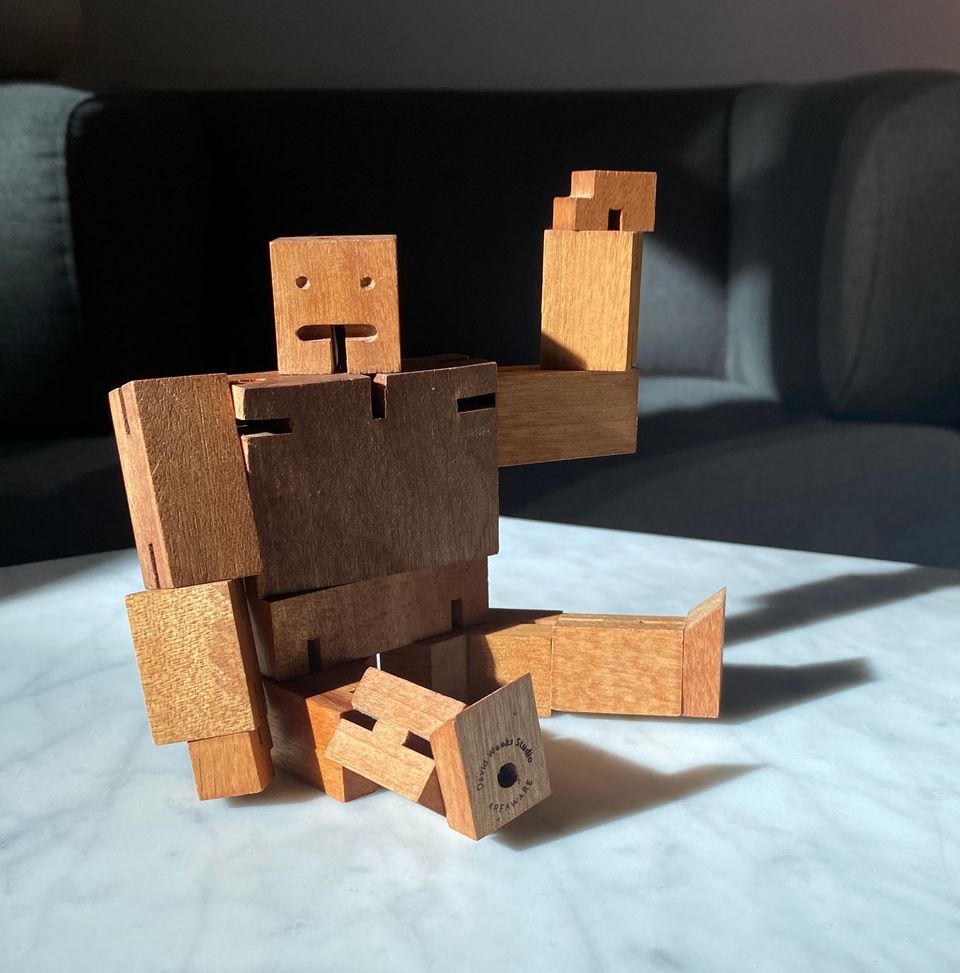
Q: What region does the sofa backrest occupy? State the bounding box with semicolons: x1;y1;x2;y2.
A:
728;71;960;421
1;84;735;437
7;75;960;440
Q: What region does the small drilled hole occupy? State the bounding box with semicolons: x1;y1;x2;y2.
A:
295;276;310;289
360;276;375;290
498;762;519;789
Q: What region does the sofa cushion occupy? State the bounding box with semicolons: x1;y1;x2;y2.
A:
501;378;960;568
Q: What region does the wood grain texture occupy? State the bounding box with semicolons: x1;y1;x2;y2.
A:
430;675;550;840
270;236;401;375
264;660;378;801
681;589;727;718
540;230;643;372
187;727;273;800
496;366;638;466
109;374;261;589
126;580;264;745
247;559;488;679
551;614;683;715
464;609;559;717
325;716;444;813
380;633;468;702
351;667;466;740
552;170;657;232
235;361;498;597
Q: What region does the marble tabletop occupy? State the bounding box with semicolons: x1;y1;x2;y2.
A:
1;518;958;972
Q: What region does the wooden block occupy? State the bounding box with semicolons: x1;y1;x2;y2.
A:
109;374;261;590
126;580;264;745
465;609;559;717
350;667;466;740
270;236;401;375
234;361;498;597
380;633;469;702
372;719;410;746
325;714;445;813
188;727;273;800
681;589;727;718
551;613;683;715
247;559;488;678
552;170;657;232
430;675;550;840
496;366;638;466
540;230;643;372
264;660;379;801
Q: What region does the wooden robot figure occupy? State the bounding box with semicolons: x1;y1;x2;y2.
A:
111;170;726;840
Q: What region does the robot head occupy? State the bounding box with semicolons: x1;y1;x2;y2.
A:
270;235;401;375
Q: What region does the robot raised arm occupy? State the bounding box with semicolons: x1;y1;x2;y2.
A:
497;170;656;467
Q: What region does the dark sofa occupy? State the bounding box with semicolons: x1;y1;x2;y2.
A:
3;73;960;568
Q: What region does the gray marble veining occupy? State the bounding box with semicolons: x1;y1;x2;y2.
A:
1;518;958;971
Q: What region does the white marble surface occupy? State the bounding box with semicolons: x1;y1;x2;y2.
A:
2;518;959;972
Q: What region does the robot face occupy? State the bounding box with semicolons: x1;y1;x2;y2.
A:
270;235;402;375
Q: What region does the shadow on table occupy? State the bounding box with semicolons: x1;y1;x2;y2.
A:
224;658;873;818
495;733;759;851
725;566;957;647
226;769;323;808
0;549;125;603
718;657;874;722
571;654;873;727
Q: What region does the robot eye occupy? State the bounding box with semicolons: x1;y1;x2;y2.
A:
360;276;375;291
295;276;310;289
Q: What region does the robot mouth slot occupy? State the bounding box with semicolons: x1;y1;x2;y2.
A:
296;324;379;373
294;324;378;342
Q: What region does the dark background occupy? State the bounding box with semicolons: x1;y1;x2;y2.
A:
3;1;960;92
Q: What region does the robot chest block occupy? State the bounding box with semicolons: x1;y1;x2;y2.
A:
234;358;499;598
